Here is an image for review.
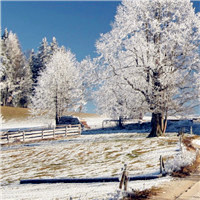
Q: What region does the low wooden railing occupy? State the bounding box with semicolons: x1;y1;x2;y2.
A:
0;124;82;144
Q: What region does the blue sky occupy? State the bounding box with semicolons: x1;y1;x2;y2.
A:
1;1;122;113
1;0;200;113
1;1;120;61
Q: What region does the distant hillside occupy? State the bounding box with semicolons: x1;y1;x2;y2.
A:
1;106;30;121
67;112;100;119
0;106;100;121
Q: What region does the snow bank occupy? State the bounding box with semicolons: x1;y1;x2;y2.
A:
82;116;110;129
1;117;55;130
192;139;200;147
165;146;196;174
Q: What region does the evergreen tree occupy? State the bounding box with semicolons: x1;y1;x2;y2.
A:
32;37;50;83
32;37;59;84
50;37;59;55
0;29;32;107
28;49;37;87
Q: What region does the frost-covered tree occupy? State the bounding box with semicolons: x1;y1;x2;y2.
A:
28;49;36;80
30;48;85;124
79;57;98;99
32;37;61;84
94;0;200;137
1;29;32;107
32;37;50;84
50;37;59;55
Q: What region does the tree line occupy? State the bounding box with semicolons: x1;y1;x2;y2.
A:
1;0;200;137
1;29;62;107
1;29;32;108
1;29;85;124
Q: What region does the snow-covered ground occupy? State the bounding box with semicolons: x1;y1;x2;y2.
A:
83;116;110;129
1;116;199;199
192;138;200;147
1;177;171;200
1;115;200;134
1;127;197;200
1;116;107;130
1;117;55;130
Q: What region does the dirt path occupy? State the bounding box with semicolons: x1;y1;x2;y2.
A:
150;138;200;200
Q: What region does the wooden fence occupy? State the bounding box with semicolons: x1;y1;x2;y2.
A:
0;124;82;144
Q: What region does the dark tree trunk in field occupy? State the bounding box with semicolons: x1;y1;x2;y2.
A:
118;116;124;129
148;113;163;137
55;92;59;125
56;114;59;125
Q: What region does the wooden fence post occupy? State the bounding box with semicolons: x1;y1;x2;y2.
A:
124;172;128;191
53;127;55;138
160;155;165;175
190;126;193;135
7;133;9;143
79;124;82;134
179;135;182;152
119;164;128;191
160;155;162;174
42;130;44;139
65;126;67;136
23;131;25;142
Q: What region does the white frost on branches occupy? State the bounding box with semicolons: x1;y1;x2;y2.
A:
30;48;85;122
165;145;196;174
93;0;200;119
1;29;32;107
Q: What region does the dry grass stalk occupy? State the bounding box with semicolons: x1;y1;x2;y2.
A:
123;187;159;200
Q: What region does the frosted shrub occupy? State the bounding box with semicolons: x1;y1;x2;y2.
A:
165;146;196;174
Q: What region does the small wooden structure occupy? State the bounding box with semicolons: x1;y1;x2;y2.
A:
0;124;82;144
160;155;166;175
80;120;90;129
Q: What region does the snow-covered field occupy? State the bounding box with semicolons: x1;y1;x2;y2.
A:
1;125;197;200
193;138;200;146
1;177;171;200
1;117;55;130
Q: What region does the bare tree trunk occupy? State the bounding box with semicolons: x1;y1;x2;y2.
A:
55;113;59;125
55;92;59;125
162;112;168;136
118;116;124;129
148;113;163;137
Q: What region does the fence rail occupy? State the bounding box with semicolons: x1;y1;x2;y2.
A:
0;124;82;144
